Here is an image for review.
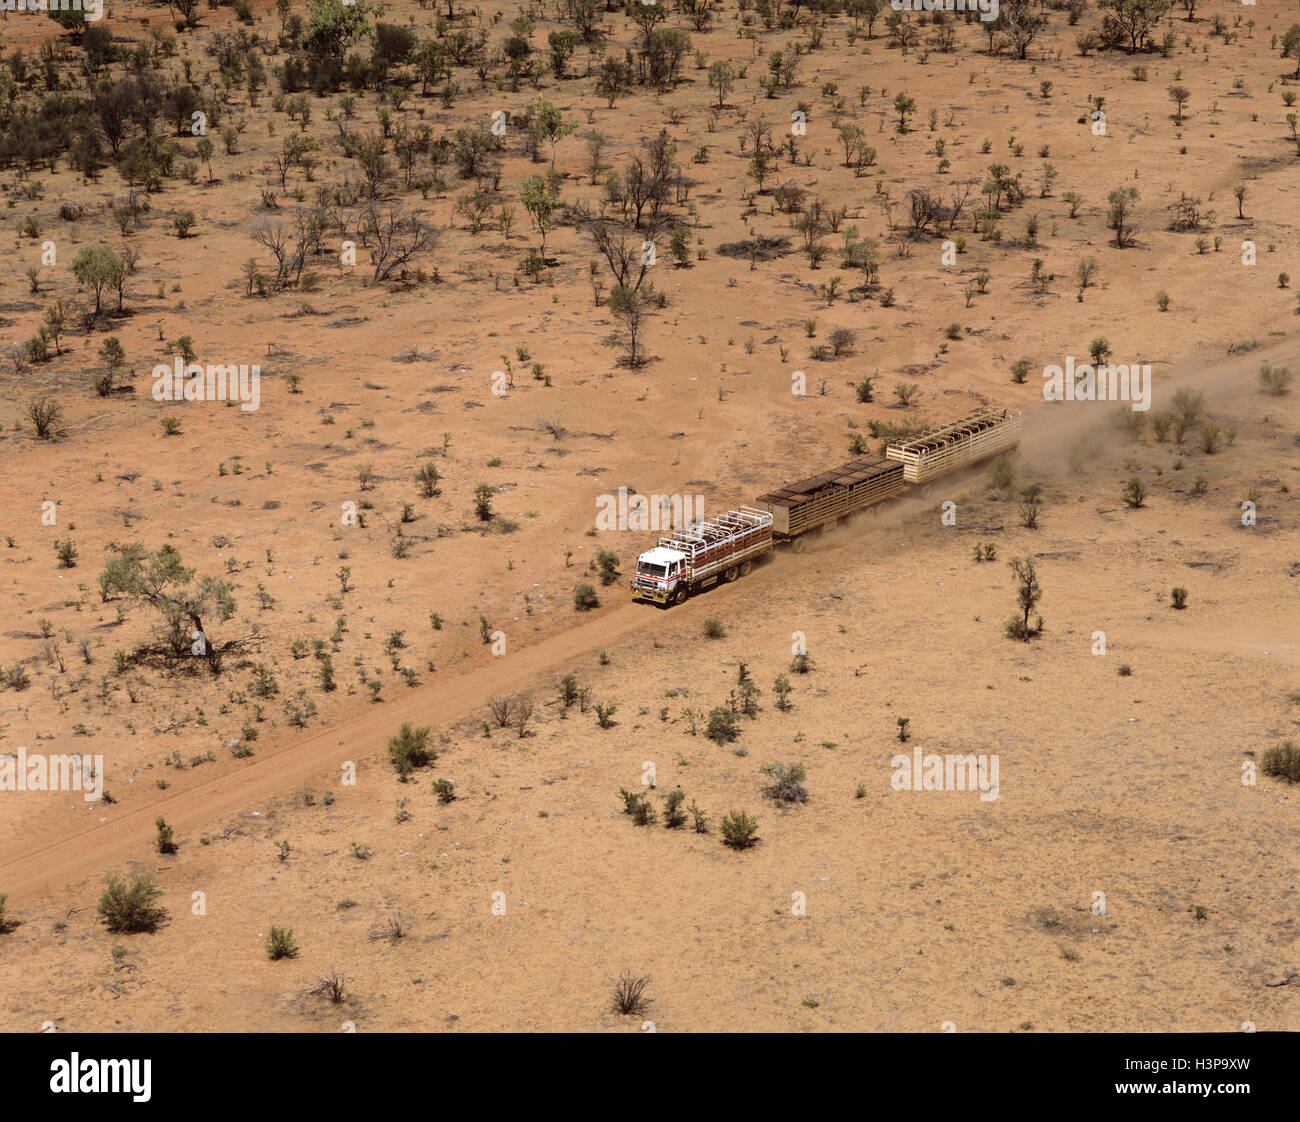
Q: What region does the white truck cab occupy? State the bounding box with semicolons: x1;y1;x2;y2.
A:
631;546;688;604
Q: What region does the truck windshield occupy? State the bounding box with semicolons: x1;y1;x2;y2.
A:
637;563;667;577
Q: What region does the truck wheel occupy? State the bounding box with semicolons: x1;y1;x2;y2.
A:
790;537;807;554
673;588;687;605
724;566;739;582
739;561;752;577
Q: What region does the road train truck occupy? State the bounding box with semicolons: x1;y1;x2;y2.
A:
631;408;1021;606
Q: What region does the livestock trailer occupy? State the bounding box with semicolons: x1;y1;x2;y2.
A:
885;408;1022;483
753;456;906;551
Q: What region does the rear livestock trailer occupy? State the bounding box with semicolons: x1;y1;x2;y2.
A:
753;456;906;551
885;408;1022;483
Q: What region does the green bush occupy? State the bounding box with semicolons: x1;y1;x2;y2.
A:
1261;741;1300;782
719;809;759;850
432;778;456;804
703;617;726;639
705;706;739;744
387;723;435;778
573;583;599;611
663;789;686;829
266;926;300;960
1123;478;1147;508
155;817;177;855
98;873;167;934
595;549;620;585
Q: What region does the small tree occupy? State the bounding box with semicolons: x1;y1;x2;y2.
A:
893;92;916;132
71;245;125;316
1167;84;1190;125
607;283;653;366
533;102;575;168
100;544;236;663
1123;478;1147;508
520;175;557;256
1107;187;1140;249
1004;557;1043;641
708;60;735;109
97;337;126;396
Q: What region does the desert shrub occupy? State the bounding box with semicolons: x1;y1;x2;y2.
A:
594;702;617;728
432;778;456;803
0;893;12;934
266;926;300;960
155;817;177;855
1122;478;1147;508
595;548;620;585
27;397;62;440
387;722;435;777
730;662;761;717
762;762;808;803
719;809;759;849
558;674;580;707
1171;586;1188;610
789;652;813;673
1259;364;1293;395
610;971;653;1015
1197;421;1221;455
573;583;599;611
1260;741;1300;782
314;971;346;1004
988;454;1016;491
1171;386;1205;425
487;695;514;726
703;617;726;639
415;461;441;496
829;327;856;356
773;674;792;710
98;873;167;934
705;706;740;744
663;789;687;828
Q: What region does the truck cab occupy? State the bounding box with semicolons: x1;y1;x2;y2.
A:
631;546;688;605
